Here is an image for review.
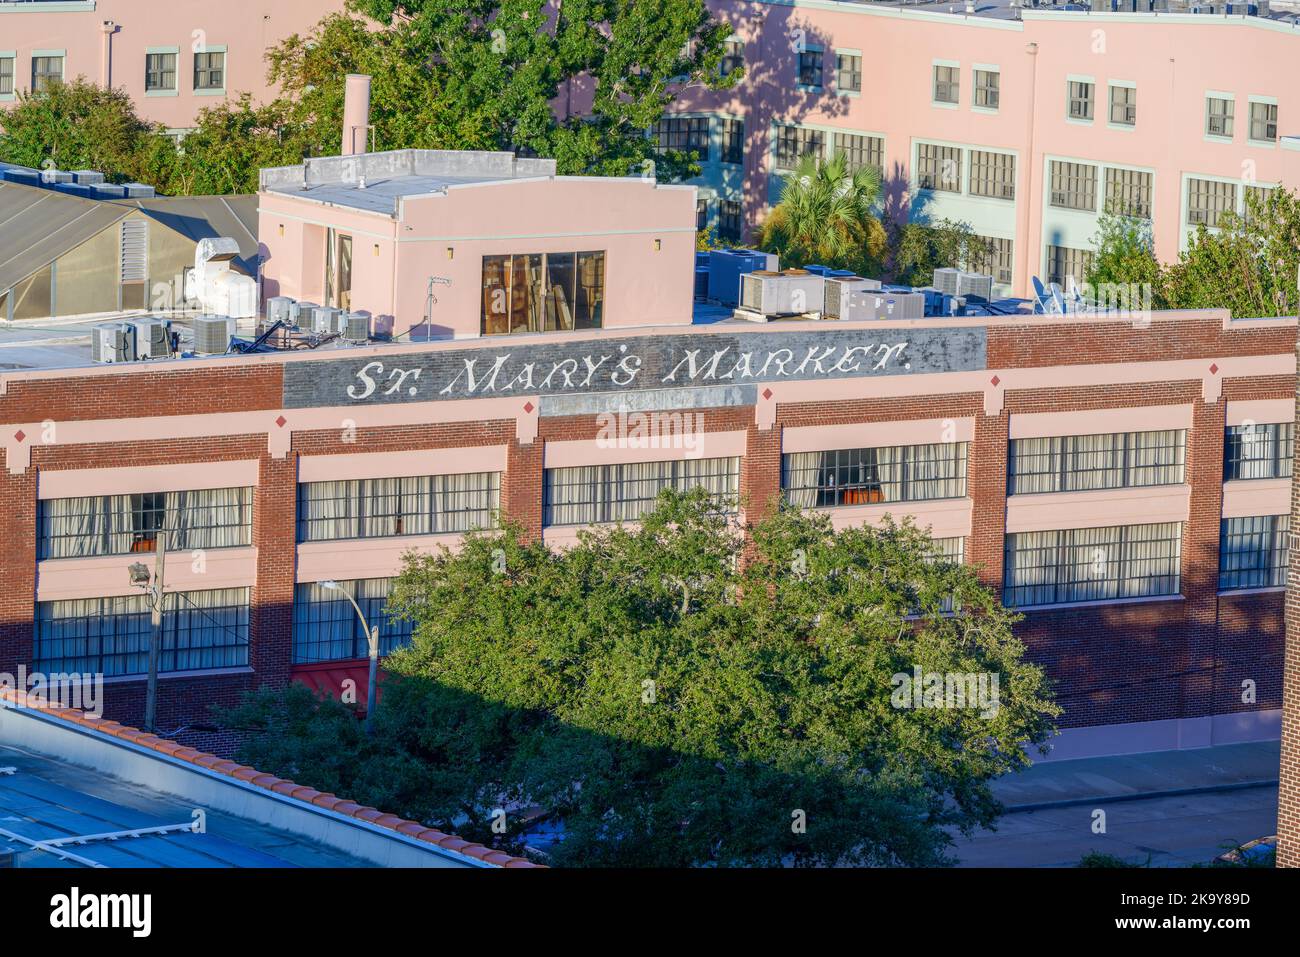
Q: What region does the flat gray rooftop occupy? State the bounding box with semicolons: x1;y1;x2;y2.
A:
266;172;529;216
0;303;742;373
0;744;369;868
260;148;560;216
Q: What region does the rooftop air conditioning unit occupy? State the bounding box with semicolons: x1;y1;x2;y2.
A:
91;322;137;363
192;315;236;355
856;291;927;321
822;277;883;319
957;271;994;302
288;301;318;328
266;296;296;325
311;306;345;335
739;271;825;317
343;310;372;342
129;318;172;360
932;268;995;302
932;268;962;296
190;238;256;320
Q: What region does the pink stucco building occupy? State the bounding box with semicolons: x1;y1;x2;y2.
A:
648;1;1300;296
257;147;697;339
0;0;341;131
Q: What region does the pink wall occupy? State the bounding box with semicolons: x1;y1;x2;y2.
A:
648;3;1297;294
259;174;697;337
0;0;341;129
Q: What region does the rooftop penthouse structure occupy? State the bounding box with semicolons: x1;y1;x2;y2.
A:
257;146;697;340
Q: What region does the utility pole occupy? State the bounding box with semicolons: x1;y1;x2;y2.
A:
144;535;167;734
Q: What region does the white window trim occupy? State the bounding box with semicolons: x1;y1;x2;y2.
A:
1204;90;1235;143
971;64;1000;115
931;57;960;110
1106;80;1137;132
193;43;228;96
913;137;966;195
145;45;180;98
1065;73;1096;126
1177;171;1272;249
1247;94;1279;148
795;44;824;93
965;143;1019;204
833;47;862;98
0;50;15;103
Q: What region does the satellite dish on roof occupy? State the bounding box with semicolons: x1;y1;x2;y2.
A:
1050;283;1066;315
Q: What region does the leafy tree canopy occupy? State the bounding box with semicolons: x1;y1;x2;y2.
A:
0;79;167;182
1084;205;1165;304
1;0;739;193
1083;188;1300;318
224;489;1058;867
1164;187;1300;318
757;152;888;277
889;218;993;288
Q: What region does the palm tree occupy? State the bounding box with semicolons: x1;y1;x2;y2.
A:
757;151;887;276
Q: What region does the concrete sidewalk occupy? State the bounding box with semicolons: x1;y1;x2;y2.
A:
992;740;1280;811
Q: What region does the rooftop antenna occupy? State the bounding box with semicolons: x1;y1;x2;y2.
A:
415;275;453;342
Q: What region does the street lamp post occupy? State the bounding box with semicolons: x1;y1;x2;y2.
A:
321;580;380;734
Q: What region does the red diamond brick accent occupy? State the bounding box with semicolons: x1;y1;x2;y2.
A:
1209;363;1219;375
523;402;534;414
990;375;1000;387
12;430;24;443
762;388;773;401
275;415;287;428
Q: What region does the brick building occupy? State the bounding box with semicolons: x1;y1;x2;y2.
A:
0;302;1294;758
1276;329;1300;868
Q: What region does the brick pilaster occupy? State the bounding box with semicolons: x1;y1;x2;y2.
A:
742;421;782;521
0;465;37;676
503;437;544;541
250;451;297;688
1180;396;1226;720
968;409;1009;595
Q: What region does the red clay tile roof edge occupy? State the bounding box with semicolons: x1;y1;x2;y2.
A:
0;688;543;869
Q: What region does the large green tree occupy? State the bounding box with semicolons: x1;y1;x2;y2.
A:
889;218;993;288
3;0;739;194
1164;186;1300;318
757;152;888;276
225;489;1058;867
1076;188;1300;318
271;0;739;178
1083;206;1167;308
0;78;173;182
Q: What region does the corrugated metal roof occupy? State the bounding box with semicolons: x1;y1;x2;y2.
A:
113;193;259;275
0;182;132;293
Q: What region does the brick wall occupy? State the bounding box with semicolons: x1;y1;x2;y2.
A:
1279;359;1300;868
0;320;1293;743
